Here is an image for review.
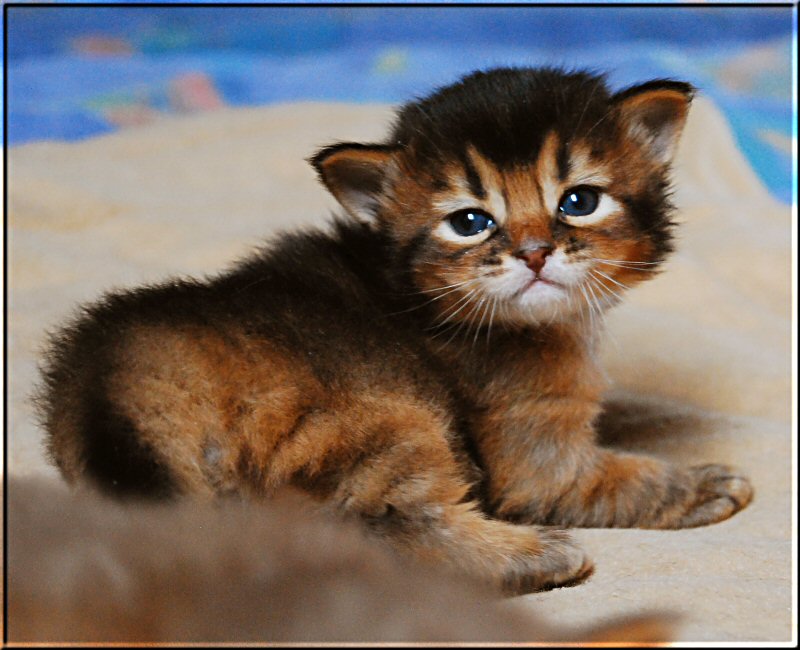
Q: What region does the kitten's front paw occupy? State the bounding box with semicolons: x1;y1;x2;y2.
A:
504;529;594;595
677;464;753;528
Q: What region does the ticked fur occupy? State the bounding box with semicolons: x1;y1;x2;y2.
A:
38;67;752;595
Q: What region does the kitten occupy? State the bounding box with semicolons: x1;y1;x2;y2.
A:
37;66;753;595
6;477;678;643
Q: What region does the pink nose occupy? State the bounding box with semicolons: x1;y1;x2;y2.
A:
514;246;553;274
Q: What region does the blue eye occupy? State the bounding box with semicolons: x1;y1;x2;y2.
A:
559;187;599;217
448;210;496;237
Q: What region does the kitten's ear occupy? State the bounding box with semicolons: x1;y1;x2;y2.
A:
613;80;695;165
310;143;396;222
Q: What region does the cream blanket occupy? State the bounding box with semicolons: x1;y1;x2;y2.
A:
6;98;793;642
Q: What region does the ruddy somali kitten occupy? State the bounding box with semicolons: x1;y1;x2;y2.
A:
39;66;753;595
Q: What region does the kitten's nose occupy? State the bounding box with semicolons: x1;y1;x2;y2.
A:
514;246;553;274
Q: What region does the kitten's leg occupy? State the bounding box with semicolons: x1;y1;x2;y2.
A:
461;328;752;530
483;426;753;529
541;451;752;529
336;456;595;595
273;395;594;595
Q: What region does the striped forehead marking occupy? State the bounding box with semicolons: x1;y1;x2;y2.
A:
432;133;615;235
432;148;507;224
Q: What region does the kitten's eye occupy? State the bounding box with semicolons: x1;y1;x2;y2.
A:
559;187;599;217
448;209;496;237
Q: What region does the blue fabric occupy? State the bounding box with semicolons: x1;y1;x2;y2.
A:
4;5;794;203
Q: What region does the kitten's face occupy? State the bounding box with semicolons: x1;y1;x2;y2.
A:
385;136;665;329
314;68;692;332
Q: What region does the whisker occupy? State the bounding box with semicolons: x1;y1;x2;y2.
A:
486;296;498;345
436;295;483;347
583;277;607;317
387;281;480;316
571;78;600;141
589;271;625;304
430;313;468;343
592;258;661;265
431;289;486;338
421;282;479;305
576;285;589;332
462;296;486;344
430;317;465;341
577;283;596;332
585;277;607;330
592;268;632;293
587;276;621;352
429;288;479;329
582;107;613;139
235;277;268;294
592;260;660;273
472;297;490;348
416;277;482;294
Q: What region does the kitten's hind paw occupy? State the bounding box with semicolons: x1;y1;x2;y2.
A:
503;529;594;595
677;464;754;528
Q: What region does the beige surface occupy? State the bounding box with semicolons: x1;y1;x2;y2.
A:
6;98;794;642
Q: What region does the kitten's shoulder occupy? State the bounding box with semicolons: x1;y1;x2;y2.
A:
218;217;386;297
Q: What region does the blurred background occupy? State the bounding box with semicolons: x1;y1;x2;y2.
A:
5;4;795;203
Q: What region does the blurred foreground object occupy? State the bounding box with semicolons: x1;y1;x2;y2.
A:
6;477;675;644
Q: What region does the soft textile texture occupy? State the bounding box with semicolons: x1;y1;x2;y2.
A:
6;98;792;641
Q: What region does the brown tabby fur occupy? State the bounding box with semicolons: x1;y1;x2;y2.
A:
6;477;678;643
37;67;752;596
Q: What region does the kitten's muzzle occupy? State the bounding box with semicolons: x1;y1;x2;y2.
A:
514;246;554;275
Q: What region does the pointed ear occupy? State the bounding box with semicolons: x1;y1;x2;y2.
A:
614;80;695;165
310;143;396;222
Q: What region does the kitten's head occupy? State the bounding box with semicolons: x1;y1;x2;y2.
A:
312;67;693;330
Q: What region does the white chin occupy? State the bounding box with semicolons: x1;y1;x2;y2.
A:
517;280;564;305
509;282;573;324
